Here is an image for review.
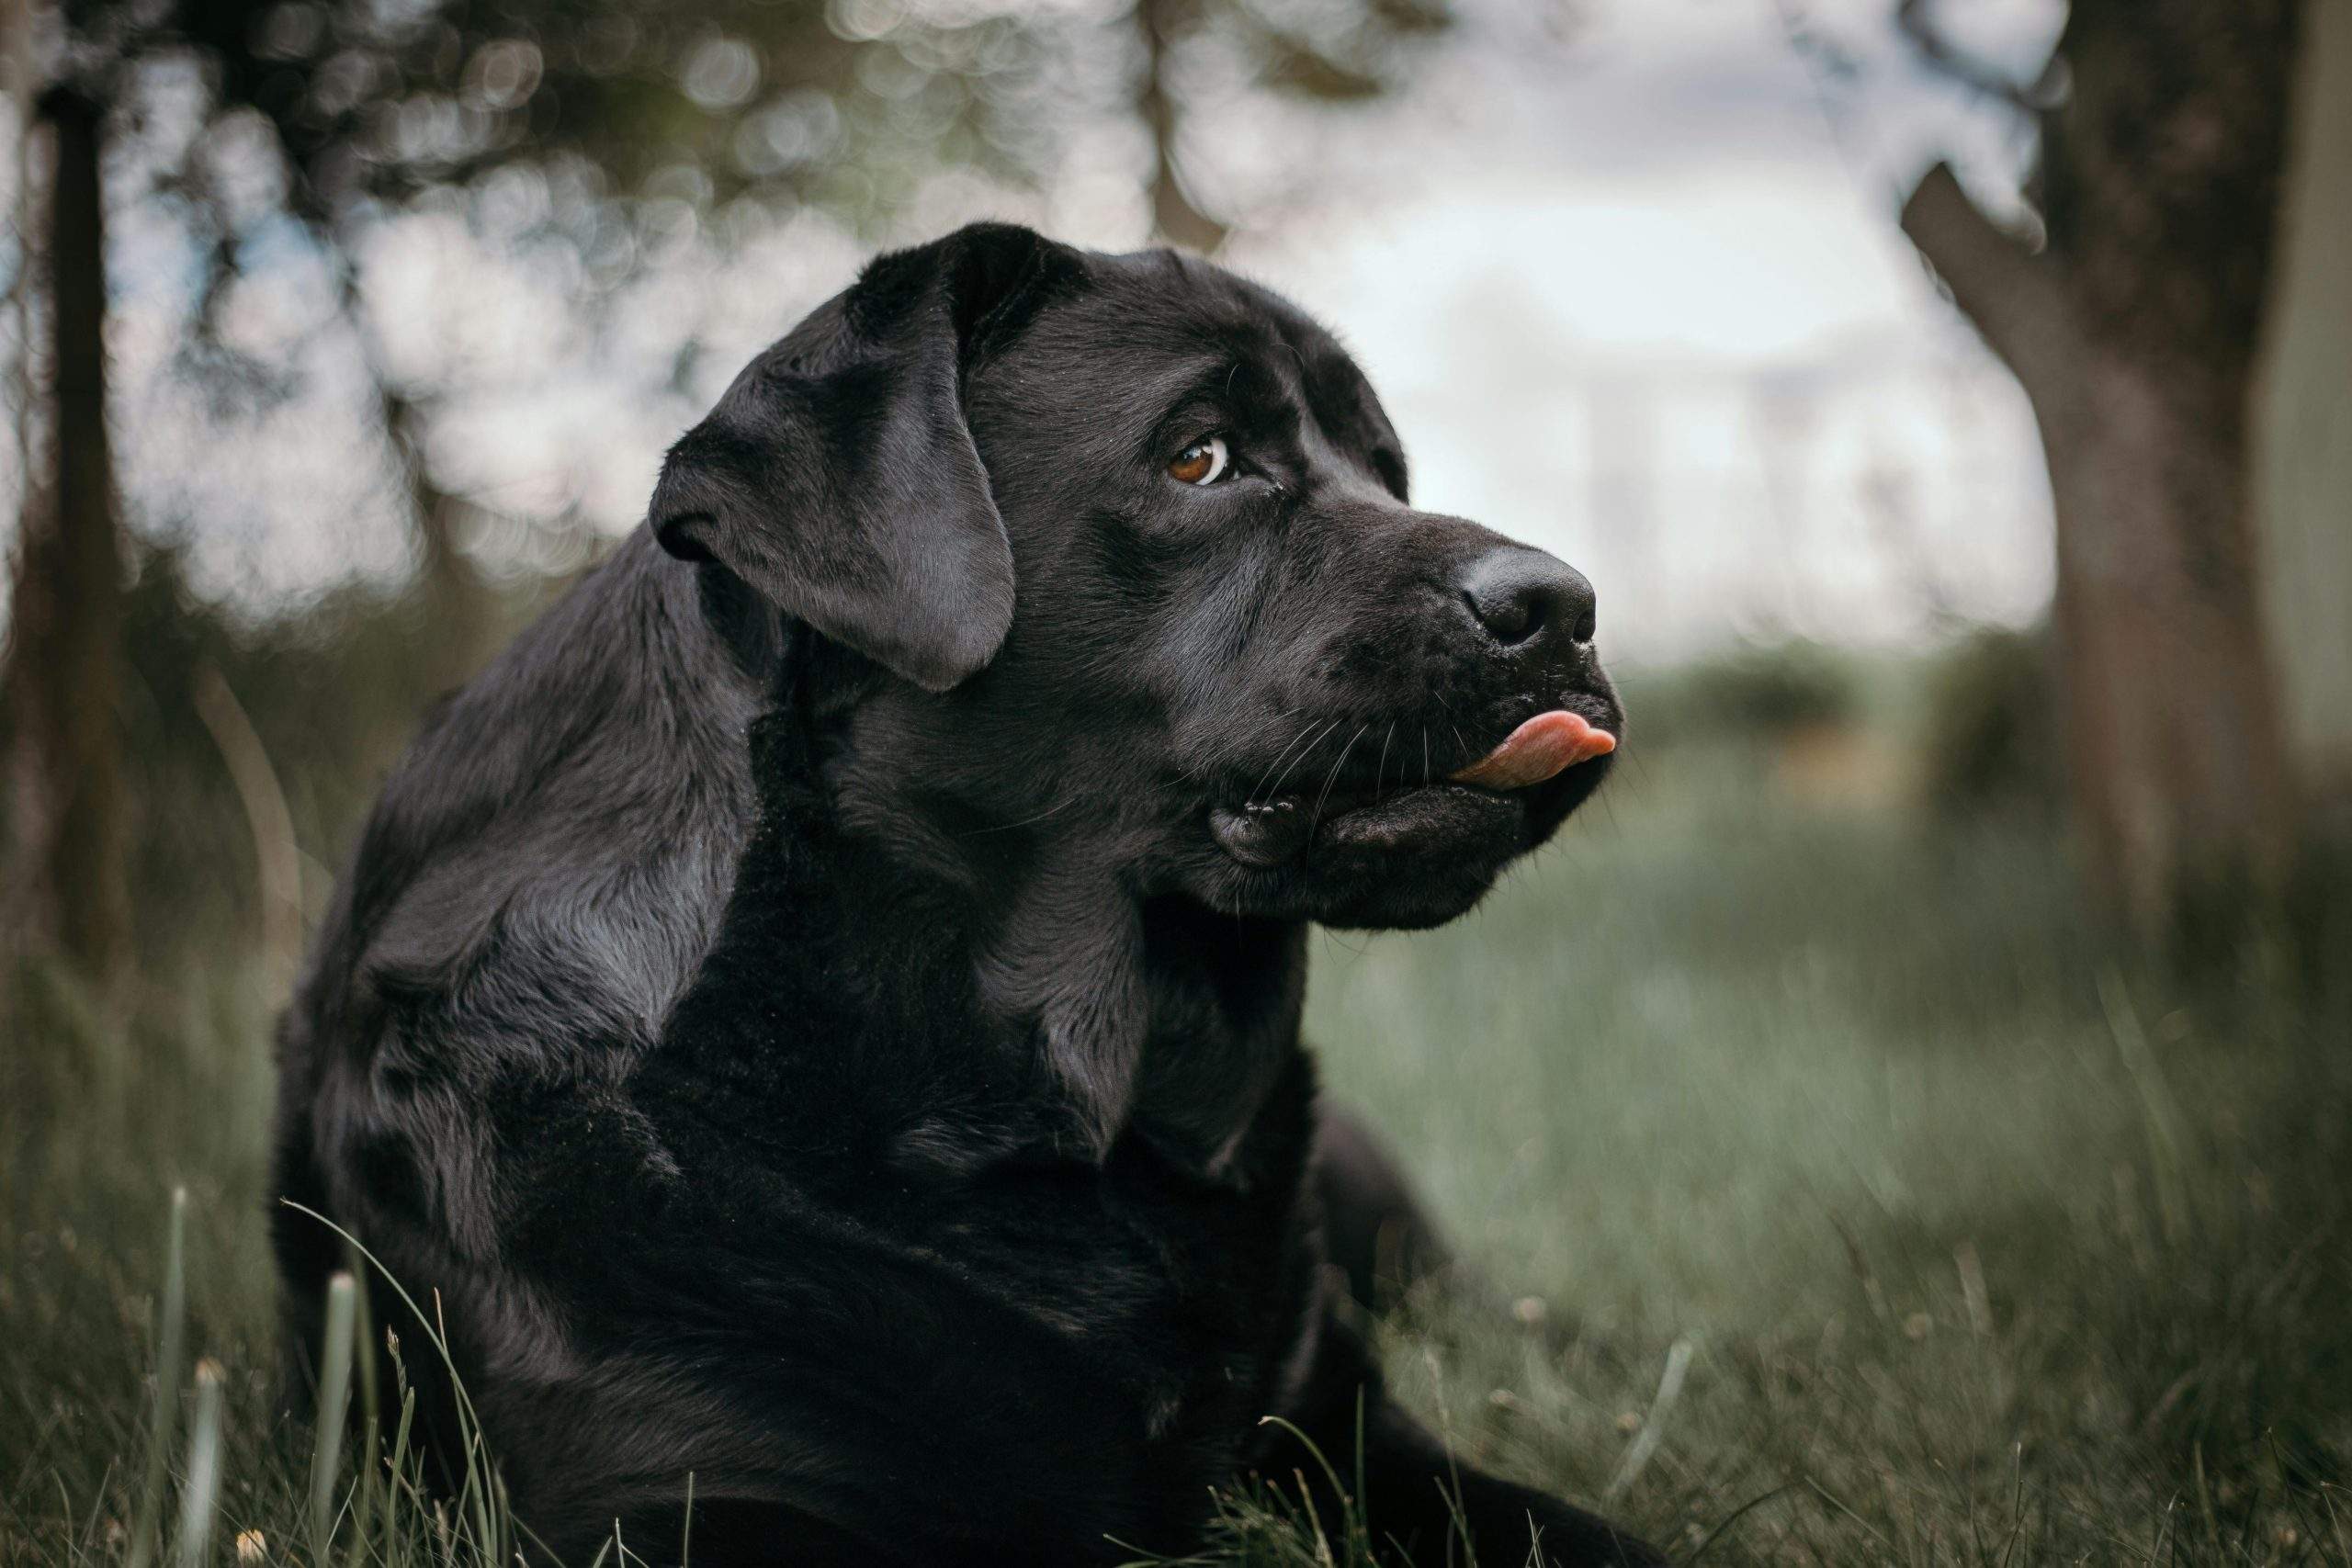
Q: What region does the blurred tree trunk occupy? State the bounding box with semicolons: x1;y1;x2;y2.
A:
1136;0;1227;253
381;384;492;689
1900;0;2301;946
2;85;131;977
2251;0;2352;821
319;238;491;691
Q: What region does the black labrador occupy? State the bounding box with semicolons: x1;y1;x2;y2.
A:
273;223;1655;1566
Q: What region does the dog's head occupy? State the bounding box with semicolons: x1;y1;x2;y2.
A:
654;222;1621;931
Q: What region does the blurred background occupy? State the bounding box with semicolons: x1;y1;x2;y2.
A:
3;0;2349;1562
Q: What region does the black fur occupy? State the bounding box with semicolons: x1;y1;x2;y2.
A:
274;224;1653;1565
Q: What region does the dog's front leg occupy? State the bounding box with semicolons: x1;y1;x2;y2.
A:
1267;1313;1665;1568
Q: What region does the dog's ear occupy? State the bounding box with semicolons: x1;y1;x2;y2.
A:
650;222;1080;692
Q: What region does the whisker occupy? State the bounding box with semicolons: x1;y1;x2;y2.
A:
960;795;1079;836
1250;714;1329;805
1264;716;1342;803
1373;721;1396;801
1259;717;1339;806
1428;690;1473;768
1311;724;1369;824
1246;730;1299;805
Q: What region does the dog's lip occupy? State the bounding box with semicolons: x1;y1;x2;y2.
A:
1209;707;1618;869
1447;710;1615;790
1210;784;1492;869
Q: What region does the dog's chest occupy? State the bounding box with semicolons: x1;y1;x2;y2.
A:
875;1056;1325;1494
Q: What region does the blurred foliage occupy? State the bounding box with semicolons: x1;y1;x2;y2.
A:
1617;639;1860;750
0;560;563;976
141;0;1002;281
1917;623;2060;819
1619;630;2070;822
27;578;359;983
56;0;1464;318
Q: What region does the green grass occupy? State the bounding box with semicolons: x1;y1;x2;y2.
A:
6;739;2348;1566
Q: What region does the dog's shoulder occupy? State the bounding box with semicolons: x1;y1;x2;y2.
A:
300;535;772;1089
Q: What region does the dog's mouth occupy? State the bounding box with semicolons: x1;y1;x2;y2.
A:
1208;710;1617;869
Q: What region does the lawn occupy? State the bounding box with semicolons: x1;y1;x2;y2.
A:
6;732;2348;1566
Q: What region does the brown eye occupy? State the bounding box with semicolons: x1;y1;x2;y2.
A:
1168;434;1230;486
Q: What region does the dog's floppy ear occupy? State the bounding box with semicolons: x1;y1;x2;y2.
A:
650;222;1080;692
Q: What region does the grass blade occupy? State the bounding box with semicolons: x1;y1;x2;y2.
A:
173;1360;226;1568
128;1187;190;1568
310;1272;359;1558
1605;1337;1693;1506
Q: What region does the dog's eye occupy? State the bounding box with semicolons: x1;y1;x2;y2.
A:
1168;435;1230;487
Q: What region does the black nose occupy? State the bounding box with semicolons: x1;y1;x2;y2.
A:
1458;547;1597;648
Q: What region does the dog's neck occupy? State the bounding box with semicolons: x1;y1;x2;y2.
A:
742;674;1308;1177
966;842;1308;1172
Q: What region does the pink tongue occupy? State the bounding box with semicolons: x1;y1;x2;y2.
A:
1448;710;1616;791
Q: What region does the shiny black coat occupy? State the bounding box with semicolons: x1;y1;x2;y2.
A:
273;224;1656;1566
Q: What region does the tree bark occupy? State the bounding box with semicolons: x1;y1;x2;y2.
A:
3;85;132;977
1136;0;1227;254
1900;0;2301;945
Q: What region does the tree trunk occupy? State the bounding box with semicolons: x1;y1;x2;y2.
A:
1136;0;1227;254
333;245;489;691
3;85;131;977
381;383;492;687
2250;0;2352;814
1900;0;2301;945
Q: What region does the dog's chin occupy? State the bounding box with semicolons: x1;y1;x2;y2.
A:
1192;758;1610;931
1297;785;1530;930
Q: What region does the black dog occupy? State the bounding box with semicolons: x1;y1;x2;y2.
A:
273;223;1652;1566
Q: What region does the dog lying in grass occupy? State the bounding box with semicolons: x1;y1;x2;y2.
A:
273;222;1650;1565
